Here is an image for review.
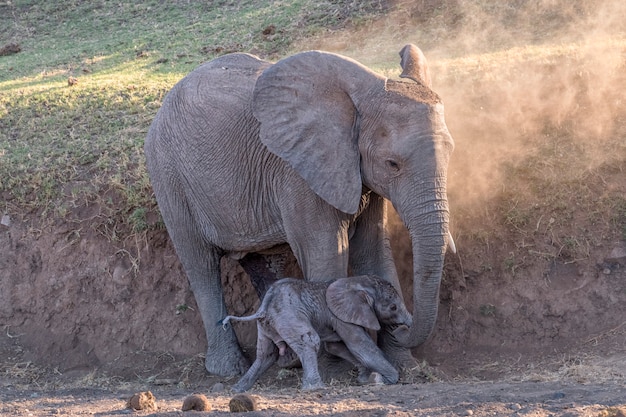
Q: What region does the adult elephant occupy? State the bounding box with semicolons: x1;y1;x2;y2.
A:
144;44;455;377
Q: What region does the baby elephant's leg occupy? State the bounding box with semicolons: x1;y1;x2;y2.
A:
278;322;324;390
338;327;399;384
325;341;374;384
232;328;278;392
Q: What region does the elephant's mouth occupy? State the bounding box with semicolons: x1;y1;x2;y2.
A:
385;319;412;330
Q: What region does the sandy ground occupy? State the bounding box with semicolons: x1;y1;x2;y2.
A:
2;378;625;416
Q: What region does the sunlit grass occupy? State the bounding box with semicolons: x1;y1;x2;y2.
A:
1;0;625;255
0;0;386;231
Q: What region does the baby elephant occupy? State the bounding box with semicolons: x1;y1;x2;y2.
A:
221;275;412;392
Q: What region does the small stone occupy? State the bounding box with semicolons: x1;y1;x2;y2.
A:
182;394;211;411
1;214;9;227
603;268;611;275
607;244;626;265
609;407;626;417
229;393;258;412
127;391;157;411
464;409;474;416
510;403;522;410
210;382;226;392
0;42;21;56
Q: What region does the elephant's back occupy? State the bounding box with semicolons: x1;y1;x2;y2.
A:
145;53;271;153
176;53;272;110
143;53;292;251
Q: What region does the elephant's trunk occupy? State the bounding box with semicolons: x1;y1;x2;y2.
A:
394;178;450;348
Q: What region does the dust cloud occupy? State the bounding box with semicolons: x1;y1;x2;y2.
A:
297;0;626;209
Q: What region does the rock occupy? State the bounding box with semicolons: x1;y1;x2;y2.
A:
0;43;21;56
211;382;226;393
229;393;258;412
606;243;626;265
127;391;157;411
552;391;566;399
182;394;211;411
610;407;626;417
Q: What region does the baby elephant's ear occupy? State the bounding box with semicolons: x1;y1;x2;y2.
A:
326;278;381;331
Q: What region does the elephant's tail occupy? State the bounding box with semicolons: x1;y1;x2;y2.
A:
219;311;266;329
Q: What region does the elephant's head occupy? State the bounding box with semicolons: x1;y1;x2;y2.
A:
326;275;412;330
252;44;454;348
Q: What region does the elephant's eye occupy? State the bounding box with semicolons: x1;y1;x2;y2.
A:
386;160;400;171
390;304;397;311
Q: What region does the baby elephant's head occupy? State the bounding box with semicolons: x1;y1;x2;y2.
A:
326;275;412;331
369;277;413;328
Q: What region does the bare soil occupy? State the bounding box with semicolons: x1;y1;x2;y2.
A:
1;181;625;416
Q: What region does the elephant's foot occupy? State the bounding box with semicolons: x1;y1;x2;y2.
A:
231;379;252;393
356;367;384;385
378;329;419;371
301;379;325;390
366;371;385;385
205;347;250;377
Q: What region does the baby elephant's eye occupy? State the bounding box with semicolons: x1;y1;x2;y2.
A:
390;304;397;312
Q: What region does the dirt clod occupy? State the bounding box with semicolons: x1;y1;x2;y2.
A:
262;25;276;36
211;382;226;392
229;393;258;412
126;391;157;411
182;393;211;411
0;42;21;56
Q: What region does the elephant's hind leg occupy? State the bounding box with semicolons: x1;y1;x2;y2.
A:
232;330;278;392
191;246;249;377
278;323;324;390
156;191;248;376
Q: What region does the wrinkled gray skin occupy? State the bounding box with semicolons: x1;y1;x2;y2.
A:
144;44;454;377
222;275;412;391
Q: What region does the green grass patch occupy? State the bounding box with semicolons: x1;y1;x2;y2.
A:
1;0;385;229
1;1;387;82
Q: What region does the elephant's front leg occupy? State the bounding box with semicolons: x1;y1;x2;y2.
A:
324;341;380;385
348;195;417;369
336;325;399;385
284;202;352;282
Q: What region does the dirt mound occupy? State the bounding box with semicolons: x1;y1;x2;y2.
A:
1;169;625;385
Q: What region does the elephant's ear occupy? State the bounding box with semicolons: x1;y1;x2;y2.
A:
252;51;370;215
326;277;380;331
399;44;432;88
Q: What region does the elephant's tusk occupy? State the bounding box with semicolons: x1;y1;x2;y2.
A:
447;232;457;254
